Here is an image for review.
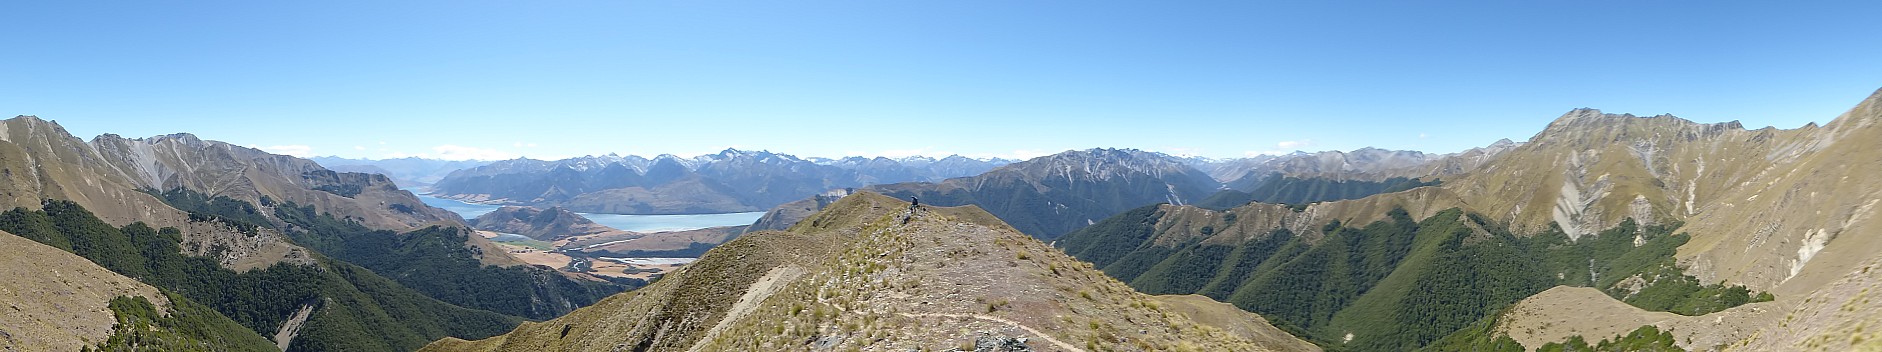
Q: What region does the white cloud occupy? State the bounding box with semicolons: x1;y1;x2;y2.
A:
258;145;314;157
353;145;366;150
1418;133;1429;139
511;142;539;148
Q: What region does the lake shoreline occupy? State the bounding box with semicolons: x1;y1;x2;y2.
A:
420;192;762;216
414;193;764;233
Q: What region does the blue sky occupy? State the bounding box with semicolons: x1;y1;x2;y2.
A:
4;1;1879;161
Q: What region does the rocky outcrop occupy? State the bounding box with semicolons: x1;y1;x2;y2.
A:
970;333;1034;352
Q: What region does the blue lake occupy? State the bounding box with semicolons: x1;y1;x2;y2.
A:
414;194;765;233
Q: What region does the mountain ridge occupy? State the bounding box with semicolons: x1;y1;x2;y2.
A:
310;156;493;189
428;149;1014;215
1051;87;1882;351
0;115;632;350
866;148;1222;239
423;192;1315;351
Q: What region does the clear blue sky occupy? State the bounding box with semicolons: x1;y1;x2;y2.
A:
4;1;1879;161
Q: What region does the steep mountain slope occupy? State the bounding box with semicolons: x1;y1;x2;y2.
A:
0;230;278;352
1196;176;1440;210
1059;199;1765;350
1435;109;1764;240
1053;87;1882;351
470;205;629;241
0;116;625;350
0;117;315;271
89;131;463;232
869;148;1221;239
1670;90;1882;294
1491;88;1882;351
270;204;627;321
423;192;1313;351
0;200;522;351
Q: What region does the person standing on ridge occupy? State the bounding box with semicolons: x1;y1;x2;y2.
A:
903;196;922;224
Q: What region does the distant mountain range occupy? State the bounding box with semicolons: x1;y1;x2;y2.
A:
310;156;492;189
1183;143;1516;192
869;148;1223;239
751;147;1475;240
425;150;1014;214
